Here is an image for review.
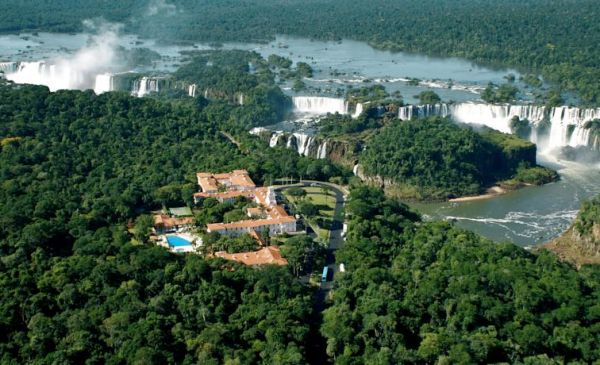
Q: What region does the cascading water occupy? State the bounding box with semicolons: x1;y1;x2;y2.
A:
398;103;451;121
132;77;160;97
94;73;115;94
188;84;197;97
398;102;600;151
293;133;315;156
269;131;284;147
292;96;349;114
352;103;364;118
4;61;88;91
0;62;18;75
317;141;328;159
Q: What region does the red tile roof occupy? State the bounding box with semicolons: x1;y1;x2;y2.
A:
215;246;288;266
206;215;295;231
153;214;194;228
196;170;256;192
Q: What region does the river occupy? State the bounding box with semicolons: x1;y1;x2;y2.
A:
0;32;530;103
412;157;600;247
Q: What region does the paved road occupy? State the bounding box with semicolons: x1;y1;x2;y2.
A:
273;180;347;311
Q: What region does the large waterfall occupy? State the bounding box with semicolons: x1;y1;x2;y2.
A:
4;61;89;91
398;102;600;150
293;96;349;115
94;73;115;94
132;77;160;97
0;62;18;75
293;133;315;156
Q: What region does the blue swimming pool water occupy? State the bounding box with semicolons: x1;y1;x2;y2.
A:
167;236;192;247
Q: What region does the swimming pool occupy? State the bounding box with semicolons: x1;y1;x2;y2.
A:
166;235;192;247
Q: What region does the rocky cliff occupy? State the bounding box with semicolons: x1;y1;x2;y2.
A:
543;196;600;267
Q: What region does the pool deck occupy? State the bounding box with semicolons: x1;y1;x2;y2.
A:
159;232;203;253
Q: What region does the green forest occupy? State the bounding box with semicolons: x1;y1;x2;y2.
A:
1;0;600;104
1;4;600;362
0;79;598;363
359;118;557;200
325;186;600;363
0;81;348;363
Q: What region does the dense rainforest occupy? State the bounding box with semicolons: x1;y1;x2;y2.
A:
545;195;600;266
1;0;600;104
324;186;600;363
359;117;557;200
0;74;598;363
0;81;345;363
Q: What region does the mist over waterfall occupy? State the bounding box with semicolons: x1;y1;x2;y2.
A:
293;96;349;115
398;102;600;151
94;73;115;94
3;23;121;92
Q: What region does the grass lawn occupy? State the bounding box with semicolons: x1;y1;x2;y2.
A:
283;186;338;241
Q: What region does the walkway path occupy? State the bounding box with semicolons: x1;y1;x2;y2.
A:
273;180;347;310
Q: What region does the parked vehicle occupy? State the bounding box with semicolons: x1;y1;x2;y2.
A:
321;266;329;282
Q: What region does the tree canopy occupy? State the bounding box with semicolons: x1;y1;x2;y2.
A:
2;0;600;104
323;186;600;364
359;117;553;200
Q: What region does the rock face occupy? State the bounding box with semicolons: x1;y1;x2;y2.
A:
253;129;362;167
544;196;600;267
572;224;600;256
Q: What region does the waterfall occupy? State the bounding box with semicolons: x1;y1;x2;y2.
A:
353;164;360;176
188;84;197;97
317;141;328;159
352;103;364;118
4;61;88;91
450;103;546;134
238;93;244;106
0;62;18;75
293;133;315;156
269;131;284;147
398;104;451;121
132;77;160;97
94;73;115;94
253;130;328;158
398;102;600;150
292;96;349;114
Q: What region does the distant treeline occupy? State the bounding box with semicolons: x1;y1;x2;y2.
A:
1;0;600;104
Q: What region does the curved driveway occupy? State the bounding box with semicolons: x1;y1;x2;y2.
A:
273;180;347;310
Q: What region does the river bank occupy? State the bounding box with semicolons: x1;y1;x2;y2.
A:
449;186;507;202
